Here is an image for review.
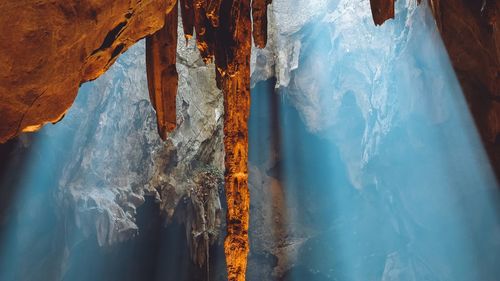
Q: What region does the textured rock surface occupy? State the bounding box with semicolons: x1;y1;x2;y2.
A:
0;0;176;143
146;5;179;139
215;2;253;280
429;0;500;179
370;0;395;25
59;36;225;255
247;1;500;280
0;1;499;281
0;31;224;281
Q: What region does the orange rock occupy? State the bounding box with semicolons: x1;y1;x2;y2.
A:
146;4;179;140
211;0;252;279
252;0;272;48
0;0;177;143
1;2;499;281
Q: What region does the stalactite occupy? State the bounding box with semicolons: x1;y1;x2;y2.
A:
193;0;216;63
179;0;267;279
252;0;272;48
146;4;179;140
145;0;269;279
220;74;251;281
369;0;395;25
213;1;252;280
180;0;195;39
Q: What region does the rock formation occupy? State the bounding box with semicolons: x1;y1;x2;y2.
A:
0;0;177;143
153;1;273;279
146;5;179;139
370;0;395;25
368;0;500;178
0;0;499;280
428;0;500;179
0;37;226;280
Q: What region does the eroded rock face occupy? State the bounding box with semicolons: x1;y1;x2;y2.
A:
429;0;500;178
0;0;176;143
1;1;499;280
0;32;224;280
57;35;225;257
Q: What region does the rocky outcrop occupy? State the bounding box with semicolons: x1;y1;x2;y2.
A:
0;0;177;143
429;0;500;179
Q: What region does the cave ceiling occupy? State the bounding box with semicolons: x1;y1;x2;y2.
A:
0;0;498;280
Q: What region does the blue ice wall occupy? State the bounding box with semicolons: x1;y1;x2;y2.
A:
249;0;500;280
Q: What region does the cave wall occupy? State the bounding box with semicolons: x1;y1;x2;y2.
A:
0;0;499;280
0;0;176;143
0;24;225;280
429;0;500;178
0;0;498;177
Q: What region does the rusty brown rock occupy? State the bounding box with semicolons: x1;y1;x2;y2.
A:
221;71;251;281
180;0;195;39
0;0;177;143
212;0;252;280
146;3;179;140
369;0;395;25
252;0;272;48
207;0;224;27
429;0;500;179
193;0;216;63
